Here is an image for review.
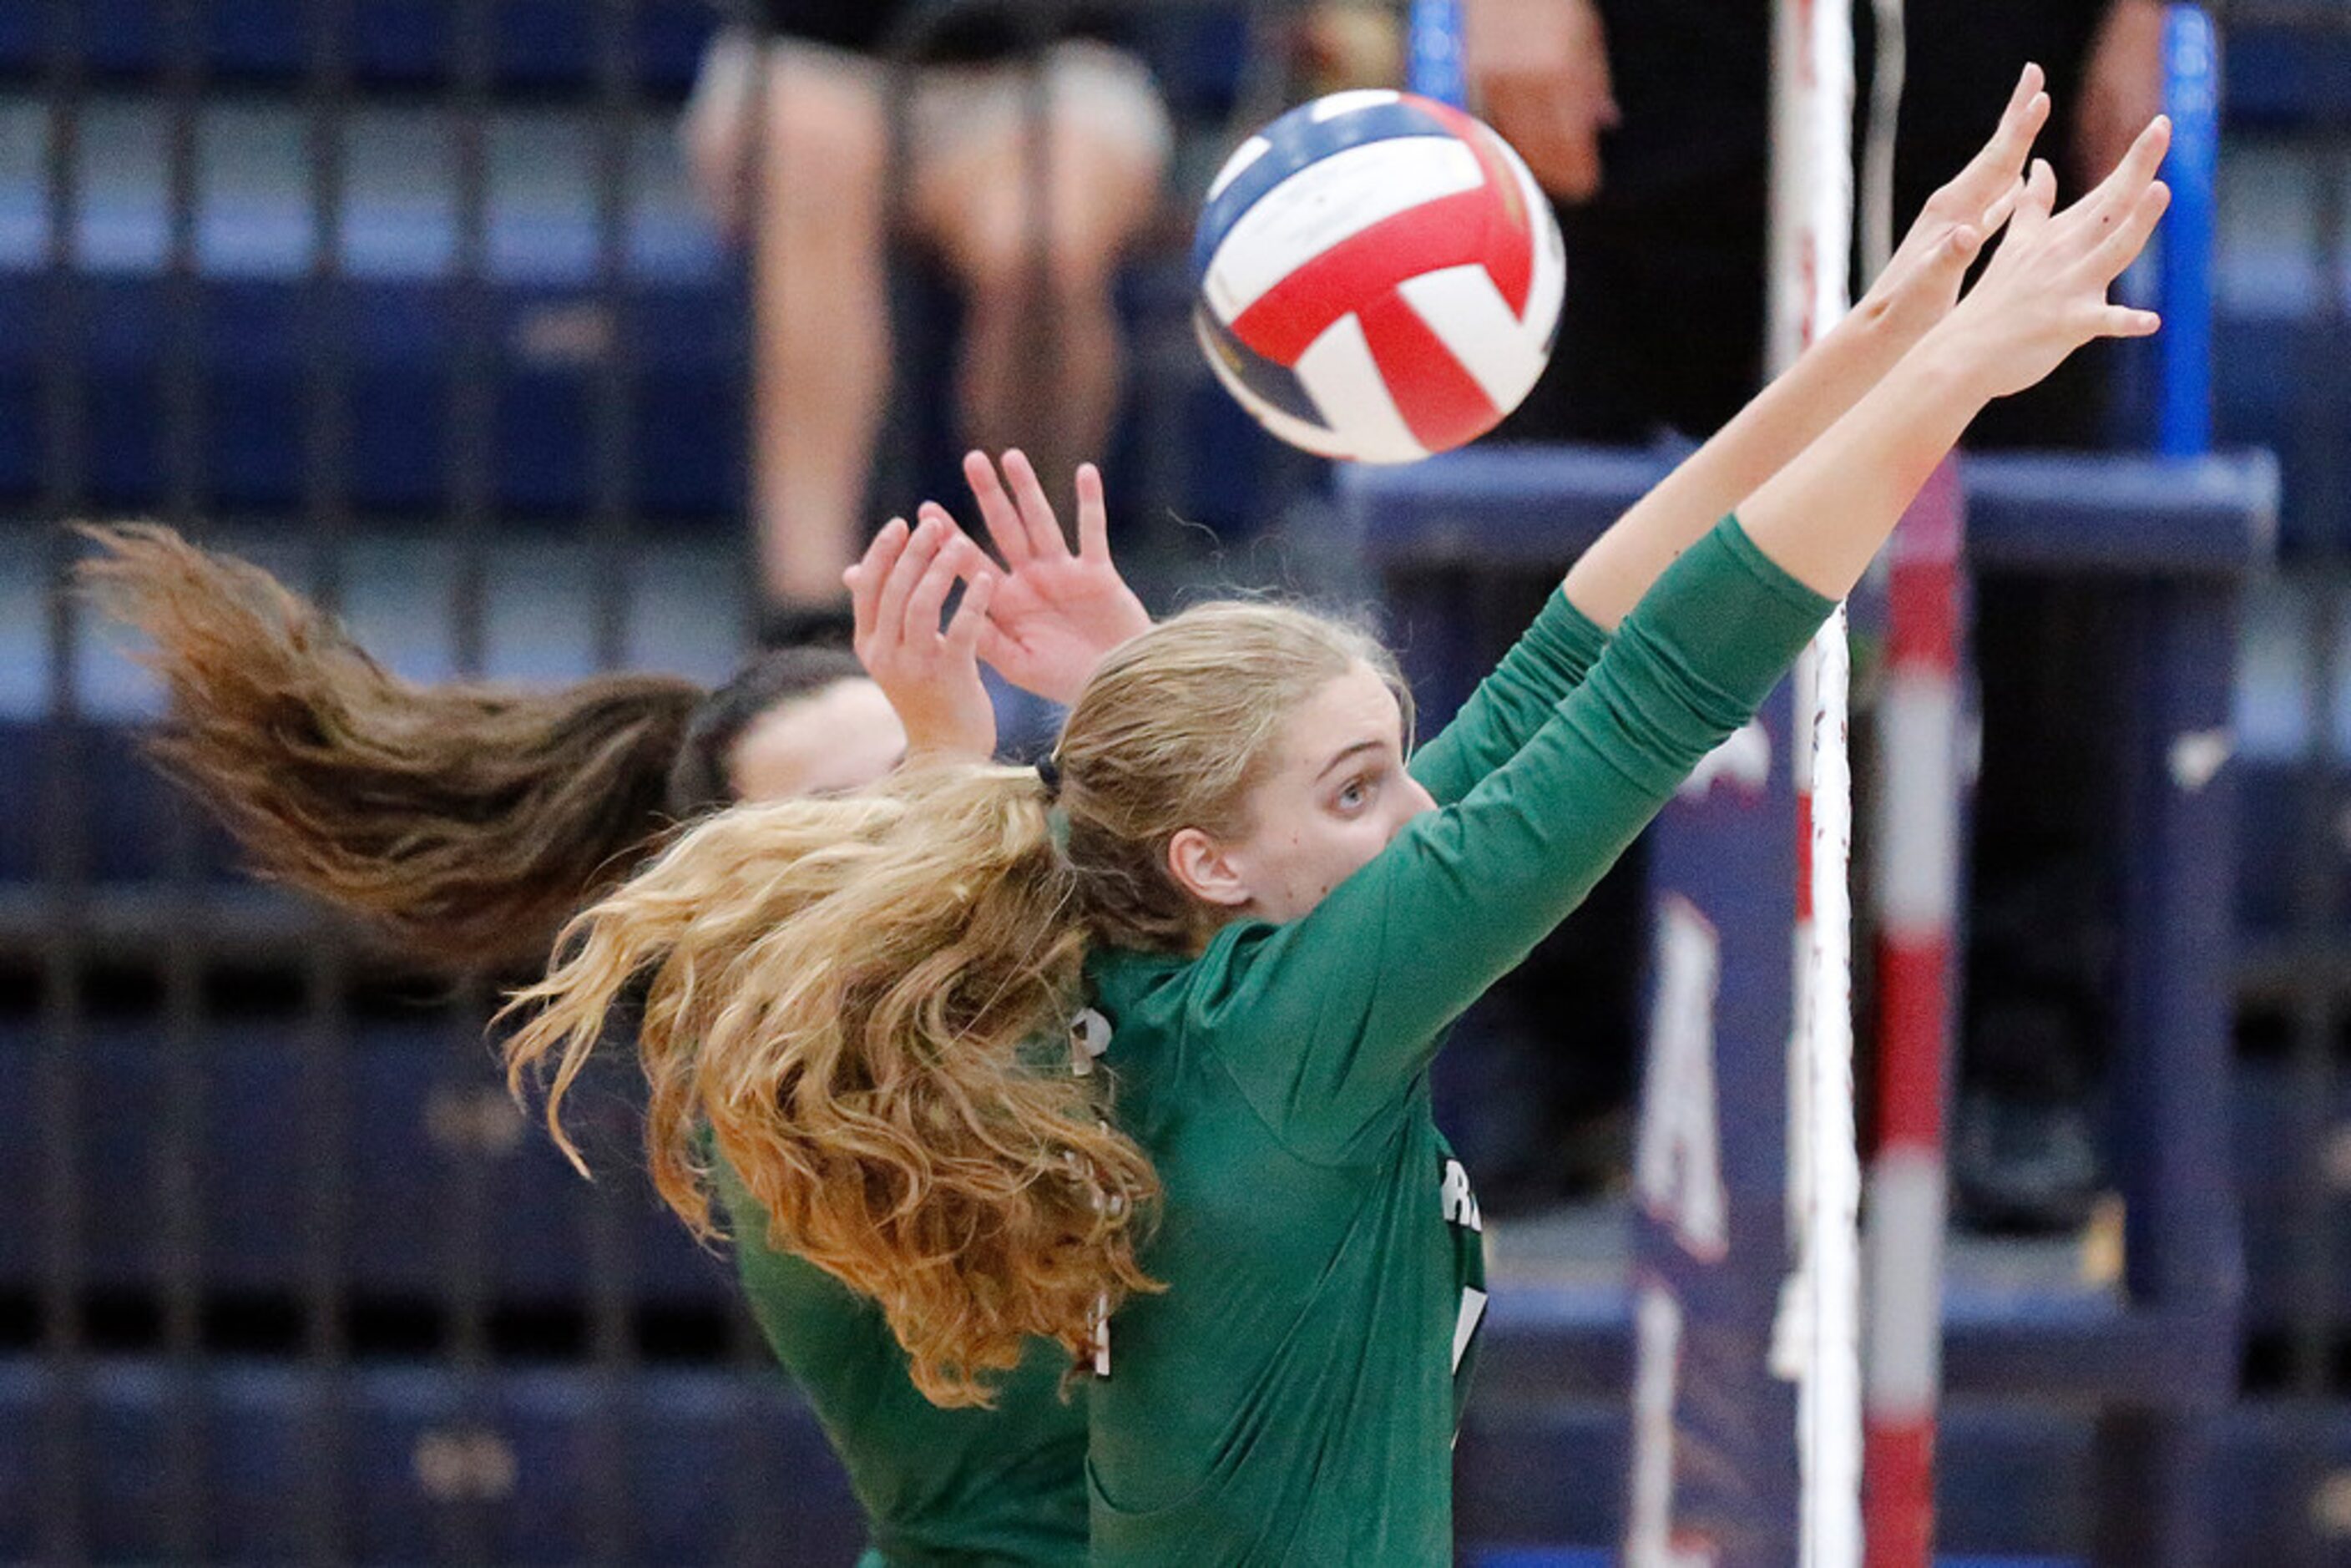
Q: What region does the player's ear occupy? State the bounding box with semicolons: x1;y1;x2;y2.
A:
1167;827;1251;909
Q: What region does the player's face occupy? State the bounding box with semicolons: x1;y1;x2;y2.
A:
1201;661;1434;926
727;678;908;802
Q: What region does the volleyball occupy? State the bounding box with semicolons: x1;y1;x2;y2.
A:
1191;89;1566;465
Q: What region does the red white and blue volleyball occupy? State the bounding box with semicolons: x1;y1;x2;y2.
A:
1192;89;1566;465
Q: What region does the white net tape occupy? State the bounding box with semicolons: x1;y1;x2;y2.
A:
1767;2;1863;1565
1798;606;1862;1568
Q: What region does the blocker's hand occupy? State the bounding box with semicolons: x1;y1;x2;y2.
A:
1854;64;2050;344
844;513;999;762
942;449;1150;708
1936;116;2171;402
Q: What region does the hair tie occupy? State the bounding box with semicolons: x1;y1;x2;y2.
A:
1035;752;1063;801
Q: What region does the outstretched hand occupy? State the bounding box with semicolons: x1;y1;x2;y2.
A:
941;449;1150;708
1856;63;2050;343
1937;114;2170;401
843;513;999;762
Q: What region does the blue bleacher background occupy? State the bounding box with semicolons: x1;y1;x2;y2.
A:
1;2;2348;1562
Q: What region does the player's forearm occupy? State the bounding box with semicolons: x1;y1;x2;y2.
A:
1734;329;1989;599
1561;304;1919;631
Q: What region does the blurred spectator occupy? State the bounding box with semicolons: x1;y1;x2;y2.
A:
1458;0;2166;1229
680;1;1171;644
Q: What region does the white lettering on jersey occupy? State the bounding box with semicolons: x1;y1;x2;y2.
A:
1634;898;1729;1263
1626;1282;1718;1567
1069;1007;1112;1077
1439;1157;1483;1232
1451;1286;1488;1373
1071;1008;1115;1374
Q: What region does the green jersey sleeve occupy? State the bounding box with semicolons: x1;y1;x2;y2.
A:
714;1159;1092;1567
1196;515;1833;1160
1407;584;1611;806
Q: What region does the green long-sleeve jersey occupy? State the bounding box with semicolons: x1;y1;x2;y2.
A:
1081;515;1833;1565
716;1159;1090;1567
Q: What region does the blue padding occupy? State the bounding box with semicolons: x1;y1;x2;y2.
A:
340;1019;732;1308
0;273;750;524
0;1016;730;1308
1126;8;1253;119
1454;1400;2101;1558
2214;312;2351;554
1342;444;2278;577
0;723;36;885
0;1360;867;1563
2233;760;2337;936
2233;1056;2351;1332
0;721;245;887
0;1028;33;1288
0;0;717;98
0;1361;28;1553
1465;1247;2227;1408
1454;1402;1619;1545
4;1366;2349;1561
2225;20;2351;130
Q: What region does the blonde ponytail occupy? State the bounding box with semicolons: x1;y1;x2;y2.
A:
499;762;1160;1407
502;599;1409;1407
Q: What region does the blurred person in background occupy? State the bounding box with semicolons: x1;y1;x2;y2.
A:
79;449;1152;1565
680;0;1172;647
1460;0;2169;1230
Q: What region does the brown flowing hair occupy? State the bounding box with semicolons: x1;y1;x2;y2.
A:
500;602;1409;1405
76;523;862;971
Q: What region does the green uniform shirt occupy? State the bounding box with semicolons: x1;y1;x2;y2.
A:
716;1159;1090;1567
1083;517;1832;1565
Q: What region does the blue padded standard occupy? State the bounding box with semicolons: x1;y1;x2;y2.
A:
0;1359;867;1563
0;273;750;525
0;1;717;99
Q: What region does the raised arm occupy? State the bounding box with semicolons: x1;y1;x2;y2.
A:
1404;585;1610;805
1209;516;1830;1157
1742;122;2169;596
844;449;1155;759
1202;109;2172;1156
948;449;1151;706
1407;68;2050;802
1562;64;2050;630
843;511;1000;761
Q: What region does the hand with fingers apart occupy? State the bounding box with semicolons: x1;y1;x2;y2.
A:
945;449;1151;708
1931;114;2172;402
1854;63;2050;347
843;512;999;763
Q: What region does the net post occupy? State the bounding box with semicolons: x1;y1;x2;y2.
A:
1861;460;1966;1568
